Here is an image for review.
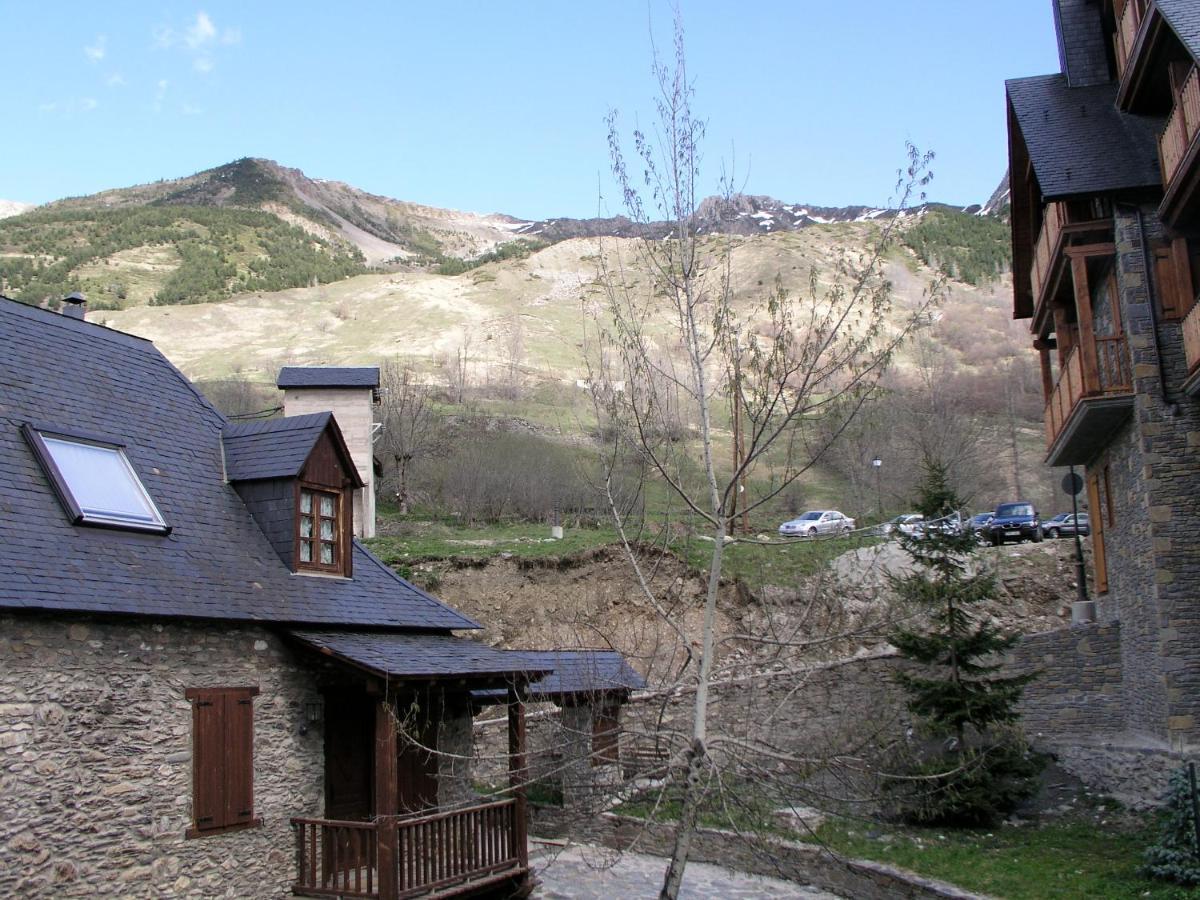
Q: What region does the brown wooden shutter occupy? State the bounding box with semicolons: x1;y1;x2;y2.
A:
1087;473;1108;594
186;686;259;837
224;693;255;826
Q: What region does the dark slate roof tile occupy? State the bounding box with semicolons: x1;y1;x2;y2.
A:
277;366;380;388
0;297;478;631
473;650;646;701
223;412;331;481
1158;0;1200;61
288;630;550;680
1006;73;1164;198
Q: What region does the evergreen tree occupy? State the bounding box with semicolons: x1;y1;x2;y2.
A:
1142;764;1200;886
886;466;1042;825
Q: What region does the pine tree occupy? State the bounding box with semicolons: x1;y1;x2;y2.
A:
1142;764;1200;886
886;463;1043;825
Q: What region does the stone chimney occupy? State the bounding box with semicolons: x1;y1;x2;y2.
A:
276;366;380;538
1053;0;1113;87
61;292;87;320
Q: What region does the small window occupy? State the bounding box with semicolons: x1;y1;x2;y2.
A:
186;686;260;838
22;424;169;534
298;487;342;572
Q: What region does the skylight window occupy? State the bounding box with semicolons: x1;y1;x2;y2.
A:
22;425;170;534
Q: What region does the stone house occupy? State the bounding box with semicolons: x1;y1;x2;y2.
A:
0;295;554;898
1003;0;1200;796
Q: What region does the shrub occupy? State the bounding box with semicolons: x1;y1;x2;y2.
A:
1142;764;1200;886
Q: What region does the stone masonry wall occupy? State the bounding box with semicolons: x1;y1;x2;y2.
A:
0;613;325;898
436;698;478;809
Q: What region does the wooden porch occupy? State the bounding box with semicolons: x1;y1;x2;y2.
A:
1159;64;1200;227
291;800;524;899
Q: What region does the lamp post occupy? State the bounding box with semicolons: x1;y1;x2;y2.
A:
872;456;883;521
1065;466;1094;624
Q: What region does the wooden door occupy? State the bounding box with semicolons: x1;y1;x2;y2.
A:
324;693;375;821
397;715;439;814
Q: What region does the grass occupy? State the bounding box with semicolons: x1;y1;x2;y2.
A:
814;817;1194;900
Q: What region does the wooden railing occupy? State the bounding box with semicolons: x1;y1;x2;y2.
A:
1113;0;1146;78
395;799;521;899
1160;66;1200;188
1031;201;1066;306
1043;337;1133;447
293;818;379;898
291;800;523;900
1183;301;1200;375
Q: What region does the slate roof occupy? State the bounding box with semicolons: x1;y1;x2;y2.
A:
0;297;477;631
1158;0;1200;62
277;366;380;389
223;412;361;486
1006;73;1164;198
288;630;552;681
473;650;646;703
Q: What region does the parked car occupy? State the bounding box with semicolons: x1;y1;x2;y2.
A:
1043;513;1089;539
877;513;924;537
969;512;994;537
986;501;1042;545
779;510;856;537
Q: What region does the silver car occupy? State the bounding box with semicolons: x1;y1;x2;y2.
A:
779;509;856;537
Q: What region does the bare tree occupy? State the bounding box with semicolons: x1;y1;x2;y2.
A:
441;329;474;404
588;16;939;897
504;314;526;400
376;360;444;514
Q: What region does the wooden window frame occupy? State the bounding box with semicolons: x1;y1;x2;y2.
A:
296;484;345;575
185;686;262;838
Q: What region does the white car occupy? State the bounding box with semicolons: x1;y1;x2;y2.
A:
779;510;856;537
880;513;924;537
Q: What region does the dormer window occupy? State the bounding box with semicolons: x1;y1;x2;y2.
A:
298;487;342;572
22;424;170;534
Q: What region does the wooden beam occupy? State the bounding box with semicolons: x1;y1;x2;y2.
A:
1039;344;1055;401
1063;242;1117;259
507;685;529;870
1071;256;1102;395
375;697;399;900
1053;305;1075;367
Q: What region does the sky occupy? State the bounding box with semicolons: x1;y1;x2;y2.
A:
1;2;1062;220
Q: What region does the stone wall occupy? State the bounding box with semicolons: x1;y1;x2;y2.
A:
435;696;478;808
0;613;325;898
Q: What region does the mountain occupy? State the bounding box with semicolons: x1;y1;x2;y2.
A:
0;200;33;219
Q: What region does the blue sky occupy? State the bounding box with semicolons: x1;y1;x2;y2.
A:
2;2;1061;219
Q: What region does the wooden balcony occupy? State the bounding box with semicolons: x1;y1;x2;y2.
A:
292;800;525;900
1182;301;1200;396
1043;338;1135;466
1113;0;1147;80
1160;66;1200;191
1030;202;1113;316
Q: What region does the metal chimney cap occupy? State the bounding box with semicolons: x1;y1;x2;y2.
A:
61;292;87;319
63;292;86;304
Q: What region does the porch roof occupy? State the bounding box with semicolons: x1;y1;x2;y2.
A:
288;629;552;683
473;649;646;703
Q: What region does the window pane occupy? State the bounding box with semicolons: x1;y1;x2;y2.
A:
300;491;312;514
300;516;313;538
41;436;163;526
319;495;335;517
320;543;333;564
300;541;312;563
320;519;333;540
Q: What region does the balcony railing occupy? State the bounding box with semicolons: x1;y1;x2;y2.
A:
291;800;523;900
1183;301;1200;376
1043;338;1133;449
1031;201;1066;307
1160;66;1200;189
1113;0;1146;78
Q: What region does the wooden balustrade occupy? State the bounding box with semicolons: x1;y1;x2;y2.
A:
291;800;522;900
292;818;379;898
1043;336;1133;448
1183;301;1200;376
1160;66;1200;188
395;799;520;899
1113;0;1145;78
1031;201;1065;305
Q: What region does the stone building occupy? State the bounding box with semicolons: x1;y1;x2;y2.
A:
0;295;552;898
1004;0;1200;795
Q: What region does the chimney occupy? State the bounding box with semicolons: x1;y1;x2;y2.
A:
276;366;381;539
61;292;87;320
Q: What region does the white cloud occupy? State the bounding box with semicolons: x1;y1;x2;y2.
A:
186;12;217;48
80;97;98;111
106;73;126;88
182;103;204;116
153;79;169;113
221;27;242;45
152;24;176;48
84;34;107;62
193;56;214;74
38;101;58;113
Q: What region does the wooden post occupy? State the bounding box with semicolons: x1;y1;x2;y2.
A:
507;685;529;870
1052;304;1074;367
1070;255;1101;394
375;697;399;900
1035;341;1054;401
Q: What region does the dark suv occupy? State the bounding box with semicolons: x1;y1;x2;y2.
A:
987;501;1042;545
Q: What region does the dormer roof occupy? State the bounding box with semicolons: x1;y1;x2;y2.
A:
1158;0;1200;62
222;412;363;487
277;366;380;389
